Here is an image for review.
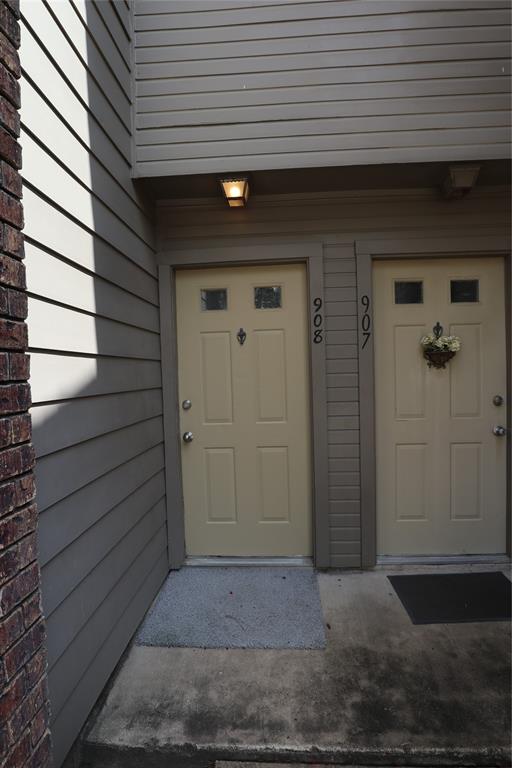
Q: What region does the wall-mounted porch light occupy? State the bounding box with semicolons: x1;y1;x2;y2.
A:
443;165;480;199
219;177;249;207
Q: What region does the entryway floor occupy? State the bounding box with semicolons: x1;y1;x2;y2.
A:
82;565;511;767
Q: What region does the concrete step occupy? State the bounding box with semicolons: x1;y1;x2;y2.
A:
80;570;511;768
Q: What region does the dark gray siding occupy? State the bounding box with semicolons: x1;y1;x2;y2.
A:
19;1;168;763
156;185;511;568
134;0;511;177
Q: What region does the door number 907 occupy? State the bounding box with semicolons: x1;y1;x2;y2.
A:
361;294;371;349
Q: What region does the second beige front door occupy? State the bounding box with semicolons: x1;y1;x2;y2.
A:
176;264;312;557
374;257;507;556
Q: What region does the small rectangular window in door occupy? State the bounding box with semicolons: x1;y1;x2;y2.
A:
450;280;479;303
394;281;423;304
254;286;282;309
201;288;227;311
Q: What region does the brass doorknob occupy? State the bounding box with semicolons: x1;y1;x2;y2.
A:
493;426;506;437
183;431;194;443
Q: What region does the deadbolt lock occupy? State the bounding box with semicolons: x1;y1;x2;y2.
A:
492;395;504;407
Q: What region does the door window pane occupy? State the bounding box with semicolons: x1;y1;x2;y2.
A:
450;279;479;303
394;281;423;304
201;289;227;311
254;286;282;309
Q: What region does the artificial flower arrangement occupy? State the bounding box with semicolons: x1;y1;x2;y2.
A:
420;332;461;369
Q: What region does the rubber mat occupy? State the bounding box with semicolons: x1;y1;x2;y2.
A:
388;571;511;625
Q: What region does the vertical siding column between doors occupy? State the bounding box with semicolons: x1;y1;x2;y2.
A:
157;243;330;567
355;235;512;567
324;244;362;569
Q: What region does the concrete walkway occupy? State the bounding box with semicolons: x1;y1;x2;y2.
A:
83;567;511;767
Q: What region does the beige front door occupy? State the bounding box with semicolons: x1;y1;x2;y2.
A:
176;264;312;557
374;257;507;556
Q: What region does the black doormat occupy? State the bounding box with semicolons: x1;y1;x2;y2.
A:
388;571;511;625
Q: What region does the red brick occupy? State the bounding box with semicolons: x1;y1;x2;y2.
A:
0;669;25;721
7;690;32;743
24;647;46;689
0;534;36;583
0;727;8;758
0;542;17;582
2;222;23;256
18;533;36;567
0;253;24;288
0;4;20;49
28;675;48;717
0;60;19;108
0;412;10;446
0;30;19;78
22;591;41;629
0;476;36;518
0;350;7;379
13;474;35;508
1;158;22;197
0;476;15;513
0;94;19;136
0;318;26;350
27;731;51;768
11;413;30;443
4;2;20;21
0;443;34;483
0;441;34;487
3;619;45;680
0;561;39;616
0;285;7;315
0;504;37;544
8;351;29;380
0;382;30;414
0;605;22;652
6;287;27;318
30;704;49;748
0;413;30;448
0;189;22;227
1;729;30;768
0;125;21;169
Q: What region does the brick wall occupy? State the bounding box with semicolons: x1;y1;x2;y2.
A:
0;2;52;766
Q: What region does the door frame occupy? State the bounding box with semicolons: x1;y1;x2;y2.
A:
355;235;511;567
158;243;329;569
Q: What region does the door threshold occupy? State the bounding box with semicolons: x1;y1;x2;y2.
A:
376;554;510;566
185;556;313;567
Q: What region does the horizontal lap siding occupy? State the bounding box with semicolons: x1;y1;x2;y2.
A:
158;186;511;570
134;0;511;177
19;2;167;765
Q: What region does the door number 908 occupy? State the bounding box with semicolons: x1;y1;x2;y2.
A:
313;297;323;344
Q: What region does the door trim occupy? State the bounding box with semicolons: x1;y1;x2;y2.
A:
355;236;511;568
158;243;329;569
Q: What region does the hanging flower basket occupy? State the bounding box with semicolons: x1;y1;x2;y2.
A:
421;332;461;369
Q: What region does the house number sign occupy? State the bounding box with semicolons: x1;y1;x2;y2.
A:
312;297;323;344
360;295;371;349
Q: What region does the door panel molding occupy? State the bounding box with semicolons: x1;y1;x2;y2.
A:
158;242;329;568
356;236;511;567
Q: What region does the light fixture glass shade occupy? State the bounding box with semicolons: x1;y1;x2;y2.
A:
220;177;249;207
448;165;480;190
